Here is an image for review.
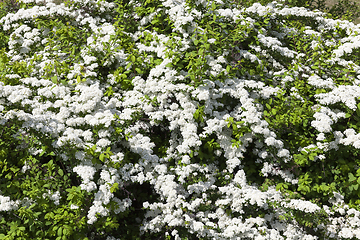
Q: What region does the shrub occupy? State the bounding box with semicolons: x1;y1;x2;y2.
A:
1;0;360;239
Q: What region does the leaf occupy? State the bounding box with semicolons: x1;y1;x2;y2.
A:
51;76;58;84
303;119;308;127
99;153;105;162
57;227;63;236
349;173;356;182
110;183;119;193
311;65;318;69
320;184;329;192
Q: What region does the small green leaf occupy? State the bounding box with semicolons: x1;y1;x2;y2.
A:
57;227;63;236
349;173;356;182
110;182;119;193
226;65;231;72
311;65;318;69
51;76;58;84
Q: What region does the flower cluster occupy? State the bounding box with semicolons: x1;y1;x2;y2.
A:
1;0;360;238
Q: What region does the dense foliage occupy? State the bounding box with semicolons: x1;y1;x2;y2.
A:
1;0;360;239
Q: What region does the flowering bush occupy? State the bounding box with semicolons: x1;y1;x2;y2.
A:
1;0;360;239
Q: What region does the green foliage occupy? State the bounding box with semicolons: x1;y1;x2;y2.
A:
0;125;88;239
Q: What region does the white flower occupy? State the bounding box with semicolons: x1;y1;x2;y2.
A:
70;204;79;209
192;221;204;231
316;133;326;141
49;191;61;205
226;158;241;173
96;138;111;148
0;195;20;211
277;149;290;158
21;161;31;173
208;38;216;44
339;228;354;239
73;165;96;183
80;182;97;192
287;199;321;213
265;137;276;146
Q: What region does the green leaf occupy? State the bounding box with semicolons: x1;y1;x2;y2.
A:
320;184;329;192
131;55;136;62
349;173;357;182
57;227;63;236
45;221;52;226
110;182;119;193
51;76;58;84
